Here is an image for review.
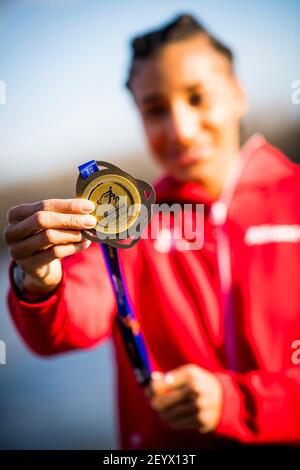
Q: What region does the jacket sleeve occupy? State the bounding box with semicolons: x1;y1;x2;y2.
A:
7;242;116;356
215;368;300;444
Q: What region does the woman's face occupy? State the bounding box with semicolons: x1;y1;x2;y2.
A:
131;34;248;186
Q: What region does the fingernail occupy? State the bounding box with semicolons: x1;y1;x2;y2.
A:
151;371;163;381
80;200;95;212
84;215;97;227
164;373;174;385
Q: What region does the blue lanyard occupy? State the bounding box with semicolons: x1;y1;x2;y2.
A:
78;160;152;386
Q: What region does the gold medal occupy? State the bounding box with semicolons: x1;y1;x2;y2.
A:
76;161;155;248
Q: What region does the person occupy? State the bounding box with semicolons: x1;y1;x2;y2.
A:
4;14;300;450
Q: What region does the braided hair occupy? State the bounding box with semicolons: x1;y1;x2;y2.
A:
125;13;234;91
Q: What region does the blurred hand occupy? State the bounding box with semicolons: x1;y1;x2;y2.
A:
3;199;97;295
148;364;223;433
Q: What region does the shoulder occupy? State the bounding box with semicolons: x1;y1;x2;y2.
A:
239;136;300;192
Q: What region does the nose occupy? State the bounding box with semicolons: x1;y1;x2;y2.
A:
167;101;199;146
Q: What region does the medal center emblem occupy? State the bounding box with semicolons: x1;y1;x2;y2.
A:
82;174;141;235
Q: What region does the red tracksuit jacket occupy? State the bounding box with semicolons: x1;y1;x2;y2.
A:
7;134;300;449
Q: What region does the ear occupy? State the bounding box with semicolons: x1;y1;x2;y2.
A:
232;78;249;118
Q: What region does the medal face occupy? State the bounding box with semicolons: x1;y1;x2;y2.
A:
82;174;141;235
76;161;155;248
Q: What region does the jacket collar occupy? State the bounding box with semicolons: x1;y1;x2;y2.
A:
154;133;294;205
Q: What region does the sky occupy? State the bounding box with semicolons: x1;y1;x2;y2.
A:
0;0;299;185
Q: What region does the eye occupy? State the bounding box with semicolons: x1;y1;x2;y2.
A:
188;92;203;107
144;105;168;118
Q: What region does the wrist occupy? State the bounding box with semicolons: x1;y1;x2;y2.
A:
12;263;62;302
23;272;62;294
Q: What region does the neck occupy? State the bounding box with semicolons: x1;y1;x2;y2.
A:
200;143;241;200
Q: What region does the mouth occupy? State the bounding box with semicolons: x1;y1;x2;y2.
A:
172;148;213;167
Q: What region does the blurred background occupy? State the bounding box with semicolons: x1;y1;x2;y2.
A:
0;0;299;450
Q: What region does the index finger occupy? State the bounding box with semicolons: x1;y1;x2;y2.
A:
7;198;95;223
